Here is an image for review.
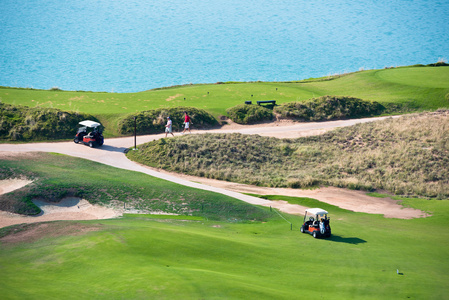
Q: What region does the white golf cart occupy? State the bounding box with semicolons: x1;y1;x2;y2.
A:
74;120;104;148
300;208;331;238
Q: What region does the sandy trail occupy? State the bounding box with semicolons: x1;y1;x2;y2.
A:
146;168;428;219
0;116;427;228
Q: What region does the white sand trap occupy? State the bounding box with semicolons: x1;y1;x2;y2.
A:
0;197;122;228
0;179;121;228
0;178;33;195
32;197;120;219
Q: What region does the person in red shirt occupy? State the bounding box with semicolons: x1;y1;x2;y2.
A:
182;111;191;134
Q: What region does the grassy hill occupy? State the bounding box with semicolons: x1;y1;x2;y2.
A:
127;111;449;199
0;152;268;220
1;65;448;135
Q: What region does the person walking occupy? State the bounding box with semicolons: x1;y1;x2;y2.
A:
165;116;174;137
182;111;191;134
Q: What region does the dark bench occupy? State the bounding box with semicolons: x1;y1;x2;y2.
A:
244;101;252;104
257;100;276;105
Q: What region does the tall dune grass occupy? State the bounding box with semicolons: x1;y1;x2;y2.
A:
127;110;449;198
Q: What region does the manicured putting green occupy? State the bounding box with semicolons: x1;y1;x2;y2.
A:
375;67;449;88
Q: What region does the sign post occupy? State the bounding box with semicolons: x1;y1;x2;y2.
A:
133;116;137;150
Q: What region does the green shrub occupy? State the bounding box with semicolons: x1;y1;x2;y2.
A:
427;61;449;67
117;107;217;135
275;95;385;121
226;104;274;124
0;103;98;141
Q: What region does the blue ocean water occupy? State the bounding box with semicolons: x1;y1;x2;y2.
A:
1;0;448;93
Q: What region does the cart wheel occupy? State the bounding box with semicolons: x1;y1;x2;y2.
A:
89;141;93;148
300;226;305;233
312;231;318;239
74;138;79;144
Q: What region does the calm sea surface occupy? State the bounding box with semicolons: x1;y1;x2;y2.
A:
1;0;448;93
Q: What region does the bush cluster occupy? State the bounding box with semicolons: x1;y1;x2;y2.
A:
0;103;97;141
226;104;274;124
275;95;385;121
117;107;218;135
128;111;449;198
427;61;449;67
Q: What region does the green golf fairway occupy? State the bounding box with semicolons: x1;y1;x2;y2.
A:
1;196;448;299
1;66;448;124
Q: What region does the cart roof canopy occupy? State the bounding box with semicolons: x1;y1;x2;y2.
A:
305;208;328;216
79;120;101;128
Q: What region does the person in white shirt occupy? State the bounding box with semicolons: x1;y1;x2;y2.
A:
165;117;174;137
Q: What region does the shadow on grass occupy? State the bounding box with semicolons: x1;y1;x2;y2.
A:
328;234;367;245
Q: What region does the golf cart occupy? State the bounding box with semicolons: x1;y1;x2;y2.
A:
74;120;104;148
300;208;331;238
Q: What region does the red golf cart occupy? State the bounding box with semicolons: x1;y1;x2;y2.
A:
300;208;331;238
74;120;104;148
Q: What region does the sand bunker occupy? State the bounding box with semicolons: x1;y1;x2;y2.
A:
0;195;121;229
32;197;120;219
0;178;33;195
0;197;121;228
0;178;122;228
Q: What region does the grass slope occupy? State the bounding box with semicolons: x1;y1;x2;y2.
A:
1;195;448;299
0;152;270;220
1;66;448;135
298;67;449;109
